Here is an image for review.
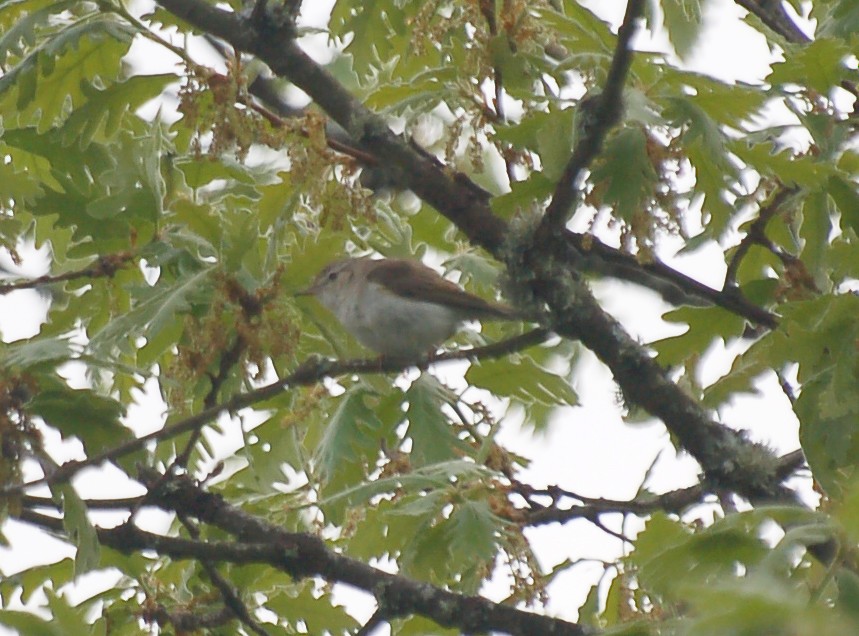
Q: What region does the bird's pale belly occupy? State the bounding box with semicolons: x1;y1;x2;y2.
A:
346;292;460;359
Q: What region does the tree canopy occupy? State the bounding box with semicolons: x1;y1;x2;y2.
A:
1;0;858;634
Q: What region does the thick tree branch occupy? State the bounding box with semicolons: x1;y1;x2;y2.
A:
15;471;593;636
150;0;797;502
199;15;778;326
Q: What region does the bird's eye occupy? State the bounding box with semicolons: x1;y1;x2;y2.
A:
327;271;338;281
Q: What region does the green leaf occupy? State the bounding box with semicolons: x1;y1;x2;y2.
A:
0;0;77;64
0;609;62;636
0;15;138;131
330;1;410;76
2;126;117;199
87;266;214;359
629;511;771;601
664;95;738;235
60;74;176;149
265;582;358;634
653;305;747;367
448;500;501;563
345;496;435;562
731;139;833;188
767;37;854;94
176;155;261;189
591;127;658;222
660;0;707;60
320;460;491;512
311;385;385;493
44;587;99;633
744;295;859;496
490;171;554;218
400;514;454;582
405;375;463;466
798;188;834;281
666;71;769;128
797;378;859;497
0;335;73;370
52;485;100;576
828;175;859;236
393;615;459;636
537;106;575;182
365;66;453;113
816;0;859;38
466;356;577;430
836;569;859;623
28;376;131;456
0;557;74;605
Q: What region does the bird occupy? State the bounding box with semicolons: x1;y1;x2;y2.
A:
297;256;520;360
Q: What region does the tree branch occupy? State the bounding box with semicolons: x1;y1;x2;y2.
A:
514;481;709;527
0;252;136;295
203;16;777;326
178;512;271;636
15;471;593;636
517;448;806;530
4;329;550;496
142;604;235;632
733;0;810;43
564;230;779;328
539;0;645;233
152;0;797;506
724;186;798;290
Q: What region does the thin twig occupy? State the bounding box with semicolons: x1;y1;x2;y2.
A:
0;252;135;295
518;446;806;527
518;482;709;526
3;329;551;496
22;494;143;510
178;512;271;636
539;0;645;233
479;0;517;185
175;332;248;468
723;186;797;290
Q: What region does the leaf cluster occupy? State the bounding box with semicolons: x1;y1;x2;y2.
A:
0;0;858;634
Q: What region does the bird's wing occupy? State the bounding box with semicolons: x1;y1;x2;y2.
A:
368;259;517;318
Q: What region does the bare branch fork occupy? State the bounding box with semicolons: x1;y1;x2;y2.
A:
150;0;799;502
18;446;805;527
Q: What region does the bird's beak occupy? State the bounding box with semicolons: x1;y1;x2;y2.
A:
294;281;319;297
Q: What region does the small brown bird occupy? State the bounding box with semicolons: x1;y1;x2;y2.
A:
298;257;519;359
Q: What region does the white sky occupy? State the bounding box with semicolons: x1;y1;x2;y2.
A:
0;0;817;633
